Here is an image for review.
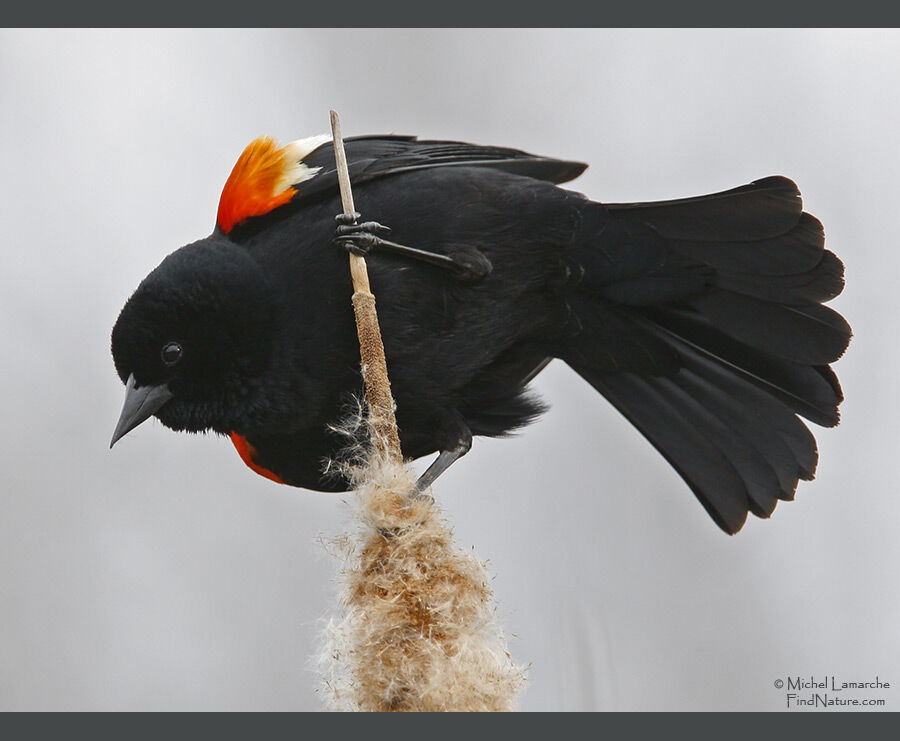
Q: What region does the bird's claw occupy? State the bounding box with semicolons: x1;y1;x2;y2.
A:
331;213;492;283
334;212;361;226
333;214;392;256
334;232;384;256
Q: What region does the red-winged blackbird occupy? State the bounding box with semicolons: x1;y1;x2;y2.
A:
110;134;849;534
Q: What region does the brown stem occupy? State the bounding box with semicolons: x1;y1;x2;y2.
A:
330;110;402;461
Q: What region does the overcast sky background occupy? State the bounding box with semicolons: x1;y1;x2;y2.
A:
0;29;897;711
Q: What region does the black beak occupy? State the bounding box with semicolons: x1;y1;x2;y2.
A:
110;374;174;449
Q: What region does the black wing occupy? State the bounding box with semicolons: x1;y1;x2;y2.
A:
297;135;587;201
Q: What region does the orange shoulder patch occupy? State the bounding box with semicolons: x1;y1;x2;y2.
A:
216;135;329;234
229;431;285;485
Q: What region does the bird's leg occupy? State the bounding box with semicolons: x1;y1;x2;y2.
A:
333;213;492;282
414;417;473;494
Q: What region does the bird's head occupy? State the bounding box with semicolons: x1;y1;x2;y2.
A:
110;235;278;446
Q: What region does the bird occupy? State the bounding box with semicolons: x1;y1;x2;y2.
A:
110;133;850;534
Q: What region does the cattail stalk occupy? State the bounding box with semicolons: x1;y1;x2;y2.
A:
321;111;525;712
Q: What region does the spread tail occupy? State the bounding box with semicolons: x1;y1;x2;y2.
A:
560;176;849;533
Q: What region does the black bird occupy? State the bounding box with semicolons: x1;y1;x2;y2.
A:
110;134;850;534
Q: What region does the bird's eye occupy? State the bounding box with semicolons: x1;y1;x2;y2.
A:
161;342;183;366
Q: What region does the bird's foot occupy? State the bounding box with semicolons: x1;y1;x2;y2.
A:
332;212;491;282
414;427;473;494
333;212;392;256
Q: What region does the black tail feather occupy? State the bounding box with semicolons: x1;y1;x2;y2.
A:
572;363;754;533
605;176;803;241
667;212;826;275
637;306;843;427
561;175;847;532
716;249;845;305
568;332;821;533
688;291;851;366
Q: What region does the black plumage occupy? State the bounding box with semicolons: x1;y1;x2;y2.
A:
110;135;849;533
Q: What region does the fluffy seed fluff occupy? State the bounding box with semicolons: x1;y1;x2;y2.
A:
318;413;526;712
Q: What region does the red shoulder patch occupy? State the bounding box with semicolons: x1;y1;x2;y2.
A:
229;431;285;485
216;136;326;234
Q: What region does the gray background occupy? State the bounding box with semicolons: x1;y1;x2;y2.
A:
0;29;896;711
